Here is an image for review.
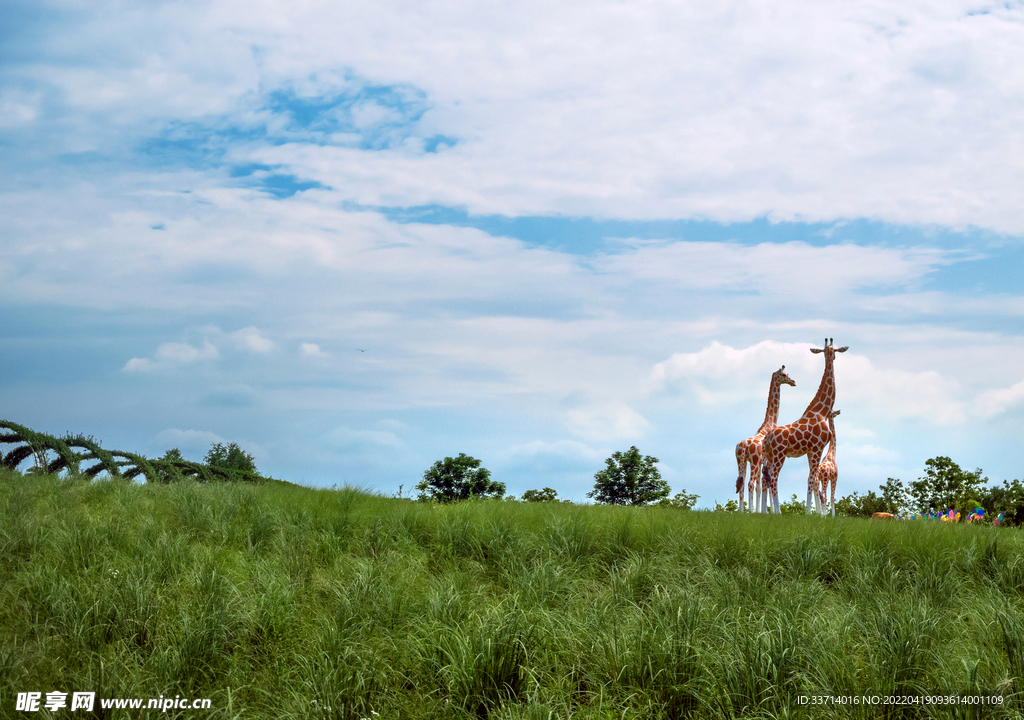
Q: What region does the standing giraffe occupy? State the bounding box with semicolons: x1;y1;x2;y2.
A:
761;339;848;514
815;410;840;517
735;366;796;513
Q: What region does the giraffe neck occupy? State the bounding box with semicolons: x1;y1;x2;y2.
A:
757;376;783;433
805;353;836;417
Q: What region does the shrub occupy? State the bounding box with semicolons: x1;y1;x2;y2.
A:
662;490;699;509
521;487;559;503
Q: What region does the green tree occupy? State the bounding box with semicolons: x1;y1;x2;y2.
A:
587;447;669;506
522;487;559;503
881;477;909;515
205;442;259;475
909;456;985;514
417;453;504;503
713;499;739;512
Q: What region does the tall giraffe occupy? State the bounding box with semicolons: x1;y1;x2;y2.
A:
760;339;848;514
815;410;840;517
734;366;796;513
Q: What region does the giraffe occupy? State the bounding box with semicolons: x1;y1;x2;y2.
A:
760;339;848;514
735;366;796;513
815;409;840;517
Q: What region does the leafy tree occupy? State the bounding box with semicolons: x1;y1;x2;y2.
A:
205;442;259;475
417;453;504;503
661;490;700;510
587;447;669;506
909;456;985;514
522;487;559;503
713;499;739;512
881;477;909;515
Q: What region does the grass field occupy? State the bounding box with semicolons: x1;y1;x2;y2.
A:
2;468;1023;719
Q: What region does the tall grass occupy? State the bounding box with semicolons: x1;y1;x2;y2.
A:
1;467;1022;719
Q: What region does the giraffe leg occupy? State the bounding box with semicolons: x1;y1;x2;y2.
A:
763;460;782;514
749;448;763;514
736;446;747;513
760;465;769;513
747;467;754;514
761;463;775;513
750;465;760;514
806;454;822;515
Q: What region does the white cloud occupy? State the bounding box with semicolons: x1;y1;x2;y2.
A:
299;342;326;357
122;340;219;373
0;92;39;128
502;439;603;465
974;379;1024;418
652;340;966;424
566;404;651;442
653;340;811;385
597;242;955;302
6;1;1024;231
231;326;275;353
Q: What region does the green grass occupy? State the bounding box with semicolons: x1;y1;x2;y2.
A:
1;467;1023;719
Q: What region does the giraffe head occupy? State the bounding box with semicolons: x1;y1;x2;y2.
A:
809;338;848;359
773;365;797;388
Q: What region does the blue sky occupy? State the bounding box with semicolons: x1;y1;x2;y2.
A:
2;0;1023;505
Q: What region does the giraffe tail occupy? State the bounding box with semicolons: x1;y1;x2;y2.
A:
736;473;744;494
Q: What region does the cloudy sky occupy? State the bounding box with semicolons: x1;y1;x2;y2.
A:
2;0;1023;505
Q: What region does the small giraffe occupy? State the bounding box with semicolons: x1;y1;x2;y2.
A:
735;366;796;513
761;339;848;514
815;409;840;517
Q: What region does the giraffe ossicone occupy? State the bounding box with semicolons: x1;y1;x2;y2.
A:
735;365;796;513
760;339;848;514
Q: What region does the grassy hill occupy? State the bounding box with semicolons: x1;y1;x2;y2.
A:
1;468;1022;719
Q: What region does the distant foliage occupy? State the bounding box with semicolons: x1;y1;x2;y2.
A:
909;456;986;515
778;494;808;515
981;478;1024;526
713;499;739;512
205;442;260;475
417;453;505;503
588;446;669;506
162;448;185;462
661;490;700;510
834;490;888;518
0;419;261;484
522;487;559;503
835;456;1024;525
